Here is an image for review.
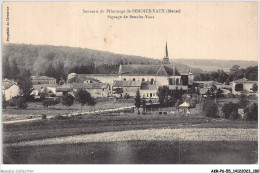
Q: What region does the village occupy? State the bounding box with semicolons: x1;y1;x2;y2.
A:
2;41;258;165
2;42;258;118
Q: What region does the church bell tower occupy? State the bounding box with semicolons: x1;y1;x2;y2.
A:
163;42;170;64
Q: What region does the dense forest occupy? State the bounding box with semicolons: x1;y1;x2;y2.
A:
2;43;203;75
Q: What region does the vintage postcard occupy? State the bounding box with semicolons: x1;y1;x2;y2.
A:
1;1;258;173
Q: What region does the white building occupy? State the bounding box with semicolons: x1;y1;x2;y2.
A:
2;79;20;101
231;78;257;95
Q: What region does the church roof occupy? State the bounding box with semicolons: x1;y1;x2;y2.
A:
67;75;100;84
113;80;142;87
119;65;180;76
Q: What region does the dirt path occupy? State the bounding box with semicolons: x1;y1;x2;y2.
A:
6;128;258;147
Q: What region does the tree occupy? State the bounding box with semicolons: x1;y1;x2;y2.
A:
230;65;240;74
55;61;67;82
61;94;74;108
3;56;11;79
134;89;141;114
204;100;218;118
141;97;146;114
44;63;56;78
75;89;91;109
157;86;169;107
11;59;20;80
124;93;130;99
88;97;96;111
244;103;257;121
251;84;258;92
42;98;59;109
237;92;249;109
216;88;224;98
2;94;7;109
17;69;33;100
230;110;239;120
222;102;239;119
17;96;28;109
175;99;182;111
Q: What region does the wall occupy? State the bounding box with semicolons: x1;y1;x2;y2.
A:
85;75;119;86
140;90;158;99
232;82;256;95
3;85;20;101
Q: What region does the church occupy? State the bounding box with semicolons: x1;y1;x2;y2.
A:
113;42;194;98
67;42;194;99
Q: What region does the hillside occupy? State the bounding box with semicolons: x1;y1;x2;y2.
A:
2;44;204;75
173;59;258;72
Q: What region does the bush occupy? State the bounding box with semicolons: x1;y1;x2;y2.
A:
124;93;130;99
42;98;60;108
230;110;239;120
204;100;218;118
54;114;64;120
225;93;235;98
222;102;239;119
244;103;258;121
237;93;249;109
41;114;47;119
50;93;56;97
17;96;28;109
62;94;74;107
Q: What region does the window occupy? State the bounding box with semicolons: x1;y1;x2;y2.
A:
235;84;243;91
176;78;179;85
147;93;149;97
102;88;104;91
133;78;136;81
150;78;154;85
142;78;145;82
153;93;155;96
150;93;152;97
123;78;126;81
169;78;173;85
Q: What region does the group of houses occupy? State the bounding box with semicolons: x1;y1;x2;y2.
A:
2;43;258;102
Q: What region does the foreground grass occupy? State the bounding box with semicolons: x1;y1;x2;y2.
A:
3;114;257;144
3;141;257;164
2;100;133;121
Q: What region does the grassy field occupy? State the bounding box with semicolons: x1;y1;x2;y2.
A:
2;99;133;121
3;141;257;164
3;114;257;144
2;100;258;164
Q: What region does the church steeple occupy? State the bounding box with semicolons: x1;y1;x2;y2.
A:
163;41;170;64
165;42;168;58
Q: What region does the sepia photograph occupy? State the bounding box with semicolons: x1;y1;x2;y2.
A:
1;1;258;172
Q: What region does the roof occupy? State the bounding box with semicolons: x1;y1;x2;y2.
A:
2;79;18;90
119;64;181;76
79;74;119;77
140;84;159;90
194;81;222;86
56;83;109;92
31;76;56;81
72;83;109;89
113;80;142;87
232;78;257;84
179;102;190;107
67;75;100;84
33;84;58;89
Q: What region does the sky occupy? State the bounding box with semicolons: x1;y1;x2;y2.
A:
2;1;258;61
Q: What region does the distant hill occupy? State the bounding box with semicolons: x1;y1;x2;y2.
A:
172;59;258;72
2;44;204;75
